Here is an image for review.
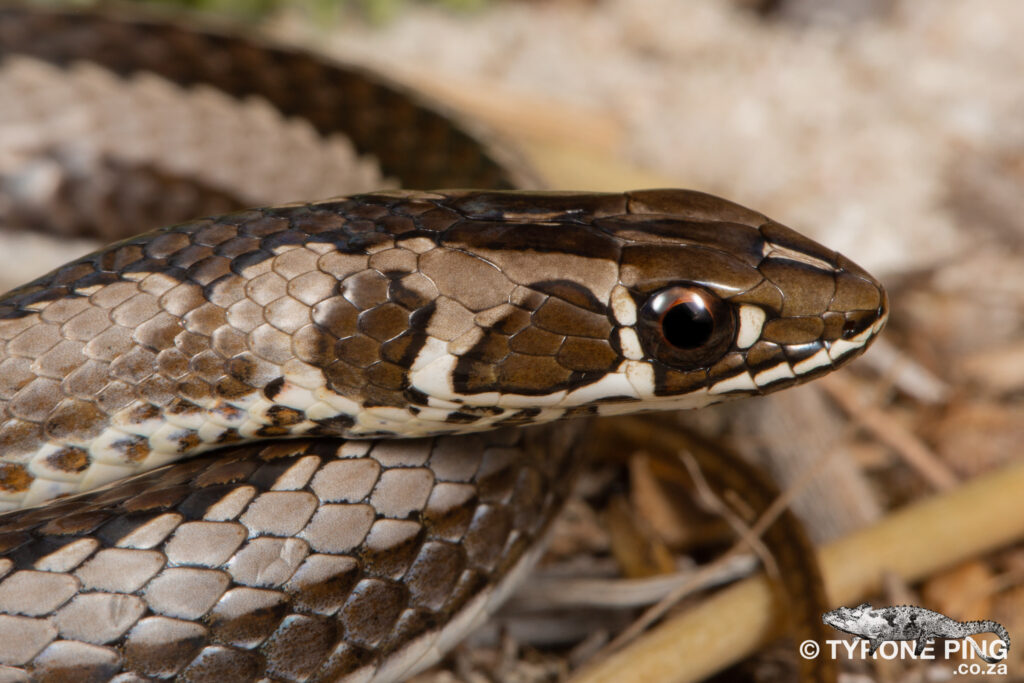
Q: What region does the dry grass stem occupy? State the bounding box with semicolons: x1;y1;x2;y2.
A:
571;459;1024;683
819;374;959;491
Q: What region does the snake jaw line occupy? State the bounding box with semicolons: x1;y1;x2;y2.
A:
0;7;889;681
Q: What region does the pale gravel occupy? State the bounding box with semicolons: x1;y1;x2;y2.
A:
320;0;1024;276
0;4;1018;680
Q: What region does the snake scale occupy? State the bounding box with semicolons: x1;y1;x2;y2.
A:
0;6;887;682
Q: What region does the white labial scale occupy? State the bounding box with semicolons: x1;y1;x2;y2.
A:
624;360;656;398
561;368;636;405
709;370;758;395
753;363;796;388
685;388;716;410
595;385;715;416
735;305;766;349
610;285;637;325
793;348;832;375
618;328;644;360
827;327;874;362
827;339;862;361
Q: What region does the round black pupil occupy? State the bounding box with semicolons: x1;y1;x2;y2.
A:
661;300;714;349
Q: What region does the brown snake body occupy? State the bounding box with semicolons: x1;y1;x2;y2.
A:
0;6;887;682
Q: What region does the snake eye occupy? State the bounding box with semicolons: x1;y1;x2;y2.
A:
637;286;736;368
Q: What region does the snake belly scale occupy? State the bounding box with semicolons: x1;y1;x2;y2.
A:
0;7;888;683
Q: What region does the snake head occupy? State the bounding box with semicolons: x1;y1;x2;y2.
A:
600;189;889;410
394;189;888;426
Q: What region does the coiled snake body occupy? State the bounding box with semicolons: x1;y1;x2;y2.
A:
0;7;887;682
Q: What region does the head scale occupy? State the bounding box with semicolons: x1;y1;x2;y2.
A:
382;188;888;430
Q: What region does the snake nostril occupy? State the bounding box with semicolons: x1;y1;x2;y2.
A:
841;310;875;339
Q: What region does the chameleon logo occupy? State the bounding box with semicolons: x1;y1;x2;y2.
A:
823;603;1010;664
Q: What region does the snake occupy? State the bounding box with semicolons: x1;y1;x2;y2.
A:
0;5;888;682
